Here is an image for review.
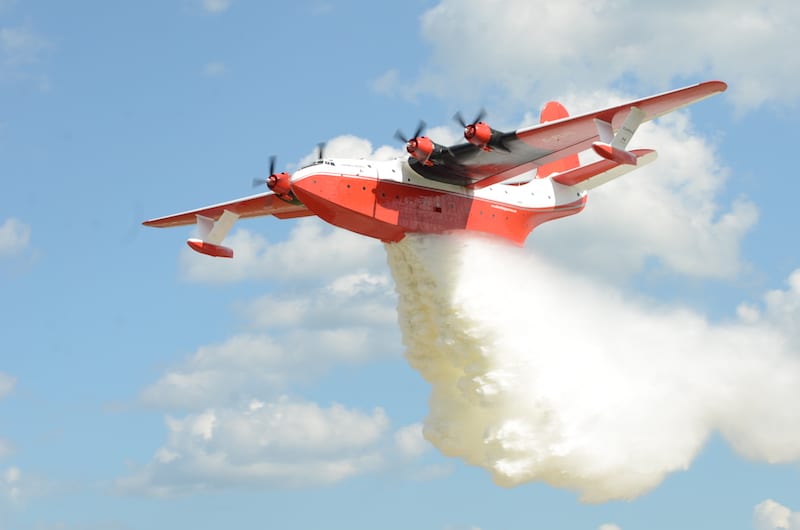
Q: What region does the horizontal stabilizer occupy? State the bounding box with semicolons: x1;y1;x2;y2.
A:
552;149;657;191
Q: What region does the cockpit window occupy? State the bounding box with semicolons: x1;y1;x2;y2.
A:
299;159;336;170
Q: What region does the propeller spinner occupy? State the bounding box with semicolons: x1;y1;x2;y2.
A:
454;108;494;148
252;155;293;200
394;121;436;165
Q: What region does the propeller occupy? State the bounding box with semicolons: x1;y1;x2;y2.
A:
316;142;326;160
453;108;487;130
394;120;427;144
252;155;280;188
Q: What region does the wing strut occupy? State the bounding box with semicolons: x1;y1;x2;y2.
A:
187;210;239;258
591;106;646;166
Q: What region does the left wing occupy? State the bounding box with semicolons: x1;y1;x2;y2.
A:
143;192;314;258
143;191;312;228
410;80;727;187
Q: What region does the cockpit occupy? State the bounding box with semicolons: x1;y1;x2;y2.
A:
299;159;336;170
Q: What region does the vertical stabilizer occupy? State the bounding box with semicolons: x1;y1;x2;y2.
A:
537;101;580;178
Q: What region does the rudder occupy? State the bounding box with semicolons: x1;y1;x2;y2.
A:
537;101;580;178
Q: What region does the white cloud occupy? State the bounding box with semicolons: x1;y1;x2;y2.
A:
2;466;20;503
531;109;756;281
0;465;49;504
370;68;400;96
201;0;231;14
144;268;400;409
241;271;396;330
0;439;12;460
398;0;800;111
118;397;428;496
754;499;800;530
394;423;429;458
0;372;15;398
0;373;15;462
0;26;46;66
387;233;800;502
202;61;226;77
0;218;30;257
180;217;386;284
599;525;621;530
298;134;404;167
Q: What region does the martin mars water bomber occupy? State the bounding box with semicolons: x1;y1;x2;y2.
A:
144;81;727;258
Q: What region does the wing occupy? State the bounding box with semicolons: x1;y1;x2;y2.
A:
143;191;313;228
410;80;727;188
143;192;314;258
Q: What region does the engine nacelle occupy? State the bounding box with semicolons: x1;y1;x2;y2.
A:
267;172;294;201
406;136;436;166
464;121;493;149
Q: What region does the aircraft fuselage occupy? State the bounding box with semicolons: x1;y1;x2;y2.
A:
290;158;587;244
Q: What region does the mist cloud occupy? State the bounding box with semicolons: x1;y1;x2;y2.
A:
387;233;800;501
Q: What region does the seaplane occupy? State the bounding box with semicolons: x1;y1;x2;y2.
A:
143;81;727;258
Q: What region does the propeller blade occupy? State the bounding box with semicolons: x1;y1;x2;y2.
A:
252;177;267;188
454;109;487;128
412;120;426;139
317;142;326;160
395;120;427;145
268;155;276;177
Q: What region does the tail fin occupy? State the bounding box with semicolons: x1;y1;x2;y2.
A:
536;101;580;178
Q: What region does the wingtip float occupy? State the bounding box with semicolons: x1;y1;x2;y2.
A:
143;80;728;258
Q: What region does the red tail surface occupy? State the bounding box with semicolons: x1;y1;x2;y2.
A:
537;101;580;178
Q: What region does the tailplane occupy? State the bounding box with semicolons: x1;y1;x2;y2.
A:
537;101;580;178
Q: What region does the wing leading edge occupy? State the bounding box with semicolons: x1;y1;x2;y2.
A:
409;80;727;188
143;191;313;228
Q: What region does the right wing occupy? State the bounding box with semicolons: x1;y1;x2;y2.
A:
409;80;727;187
143;192;313;228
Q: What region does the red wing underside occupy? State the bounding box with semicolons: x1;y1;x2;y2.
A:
142;192;314;228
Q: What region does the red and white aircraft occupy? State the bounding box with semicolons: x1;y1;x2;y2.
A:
144;81;727;258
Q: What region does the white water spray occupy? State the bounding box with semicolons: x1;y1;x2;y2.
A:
385;233;800;502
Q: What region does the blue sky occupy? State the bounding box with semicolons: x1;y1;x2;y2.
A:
2;1;800;529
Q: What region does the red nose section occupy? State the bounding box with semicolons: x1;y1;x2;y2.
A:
187;238;234;258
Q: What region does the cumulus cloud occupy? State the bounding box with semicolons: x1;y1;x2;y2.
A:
142;271;401;410
180;217;386;284
393;0;799;111
298;134;404;167
754;499;800;530
394;423;429;458
0;218;30;257
152;244;400;409
531;108;756;282
386;233;800;502
119;397;424;496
